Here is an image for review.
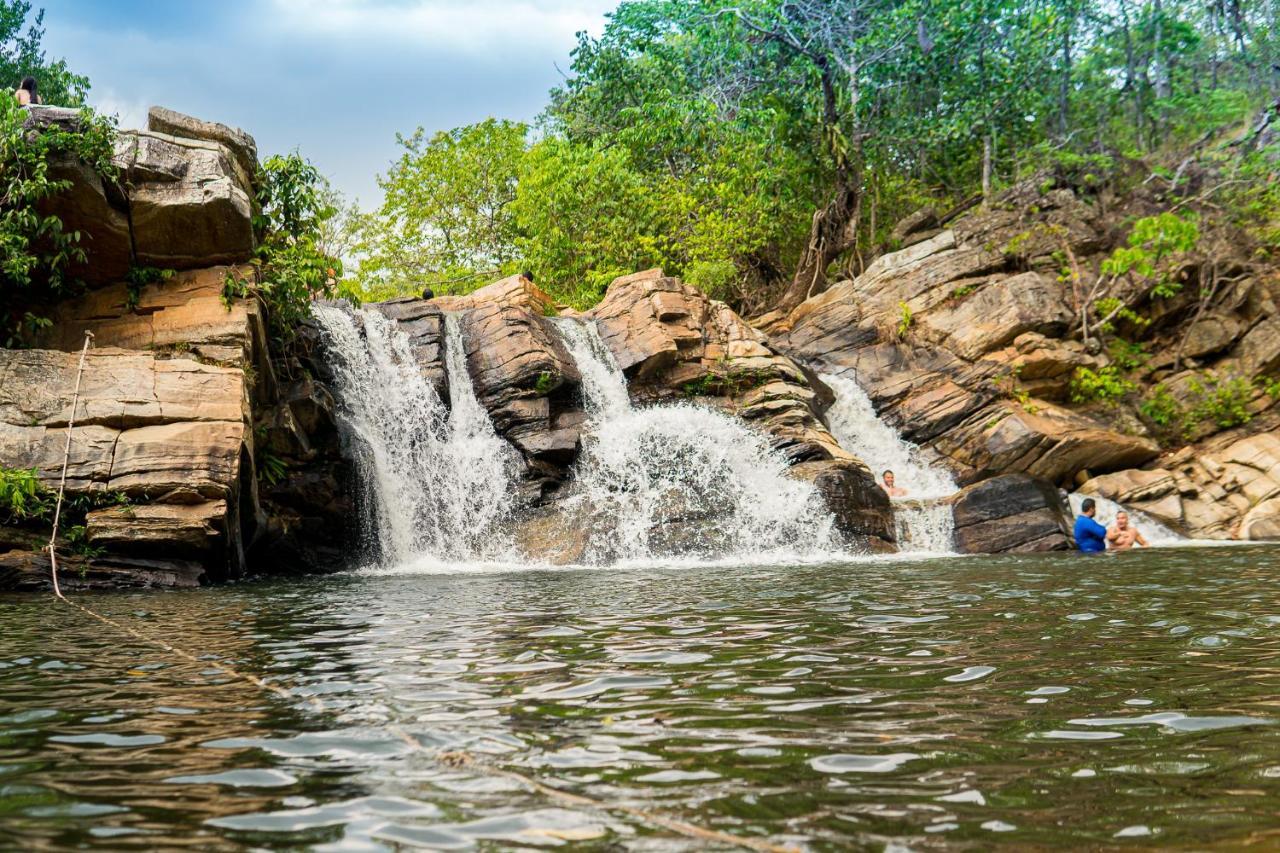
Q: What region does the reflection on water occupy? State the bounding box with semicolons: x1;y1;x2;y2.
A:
3;545;1280;848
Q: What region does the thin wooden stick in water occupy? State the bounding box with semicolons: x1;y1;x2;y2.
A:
47;330;94;599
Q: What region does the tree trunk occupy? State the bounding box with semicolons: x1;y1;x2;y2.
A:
982;134;993;201
1059;17;1072;138
774;175;861;315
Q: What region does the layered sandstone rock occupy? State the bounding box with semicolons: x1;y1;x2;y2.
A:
26;105;256;286
1079;430;1280;540
949;474;1074;553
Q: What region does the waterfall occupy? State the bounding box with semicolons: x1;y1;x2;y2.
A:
820;373;957;553
312;305;519;565
554;319;839;564
1067;493;1184;546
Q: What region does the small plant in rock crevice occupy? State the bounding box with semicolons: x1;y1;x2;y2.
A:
1069;365;1135;405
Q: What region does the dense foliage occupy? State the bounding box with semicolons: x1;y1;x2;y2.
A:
224;153;343;341
347;0;1280;313
0;95;116;345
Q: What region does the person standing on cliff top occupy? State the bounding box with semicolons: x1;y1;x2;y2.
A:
882;470;908;498
1074;498;1108;553
14;77;39;106
1106;511;1148;550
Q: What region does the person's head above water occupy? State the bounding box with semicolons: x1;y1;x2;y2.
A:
1116;511;1129;529
883;470;895;487
1081;497;1096;517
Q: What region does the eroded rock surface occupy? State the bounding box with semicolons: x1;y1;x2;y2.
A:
1079;429;1280;540
950;474;1073;553
27;105;256;285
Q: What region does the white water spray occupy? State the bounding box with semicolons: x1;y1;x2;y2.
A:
1068;493;1184;546
820;372;958;553
313;305;520;564
555;319;839;563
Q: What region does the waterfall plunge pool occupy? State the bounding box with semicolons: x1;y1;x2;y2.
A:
4;545;1280;849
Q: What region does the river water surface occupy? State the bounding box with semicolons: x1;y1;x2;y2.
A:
4;546;1280;850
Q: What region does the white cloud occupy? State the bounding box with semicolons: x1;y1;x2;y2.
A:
263;0;614;54
89;87;150;132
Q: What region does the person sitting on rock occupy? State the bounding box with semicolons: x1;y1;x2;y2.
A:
14;76;39;106
1073;498;1108;553
882;470;908;498
1106;511;1148;551
421;287;435;300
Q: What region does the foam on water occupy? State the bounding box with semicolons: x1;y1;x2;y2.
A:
554;318;839;564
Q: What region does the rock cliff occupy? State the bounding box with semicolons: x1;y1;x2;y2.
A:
1;108;350;590
761;174;1279;543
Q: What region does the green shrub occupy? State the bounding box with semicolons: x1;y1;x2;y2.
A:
1184;374;1253;432
1108;339;1148;371
0;467;49;523
1;96;118;345
685;259;738;302
1139;384;1181;428
896;301;912;339
224;153;343;342
1069;366;1135;405
1100;212;1200;300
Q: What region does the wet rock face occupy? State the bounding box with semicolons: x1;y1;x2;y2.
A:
949;474;1073;553
790;459;896;548
27;105;256;285
589;269;847;464
461;301;584;497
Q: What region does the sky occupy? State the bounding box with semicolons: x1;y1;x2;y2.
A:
38;0;617;206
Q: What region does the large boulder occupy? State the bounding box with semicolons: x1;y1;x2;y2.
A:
949;473;1073;553
589;269;847;463
460;301;584;498
934;400;1159;486
23;105;256;285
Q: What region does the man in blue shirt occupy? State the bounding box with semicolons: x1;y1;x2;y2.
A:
1074;498;1108;552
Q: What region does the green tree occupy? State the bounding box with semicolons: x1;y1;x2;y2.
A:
354;119;527;297
512;137;670;308
0;2;88;105
224;153;343;341
1;95;116;344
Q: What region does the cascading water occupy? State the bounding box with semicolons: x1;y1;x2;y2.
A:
312;304;520;565
1067;493;1184;546
554;319;838;563
820;372;958;554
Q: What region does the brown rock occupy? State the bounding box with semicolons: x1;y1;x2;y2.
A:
917;272;1072;360
950;473;1072;553
1240;497;1280;540
936;400;1159;485
87;501;227;560
147;106;259;191
431;275;555;315
790;459;896;547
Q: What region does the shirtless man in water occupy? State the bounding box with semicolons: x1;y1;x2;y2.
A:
1106;511;1149;550
882;470;908;498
